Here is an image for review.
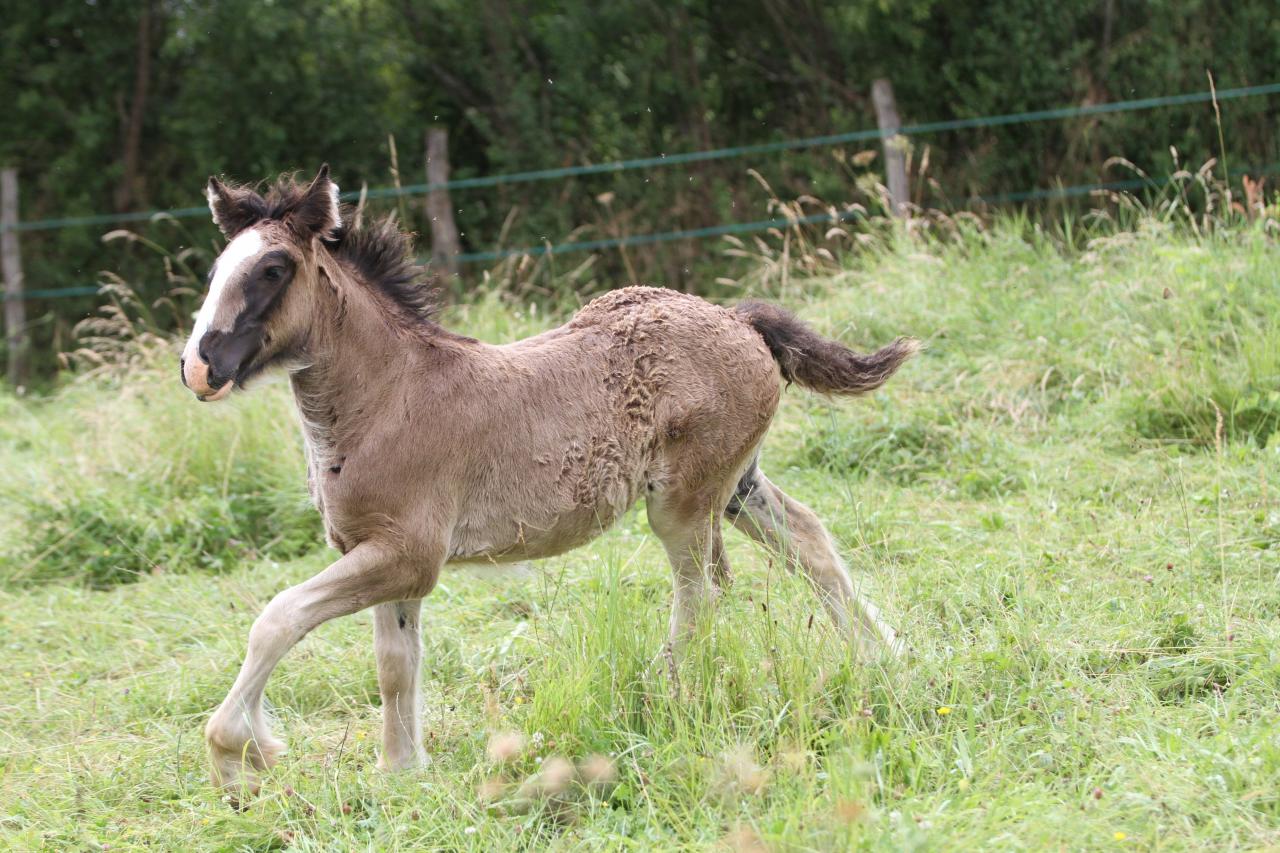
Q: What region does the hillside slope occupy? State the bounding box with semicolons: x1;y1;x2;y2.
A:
1;222;1277;849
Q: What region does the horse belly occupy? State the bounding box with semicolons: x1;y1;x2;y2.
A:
447;457;648;565
446;497;637;564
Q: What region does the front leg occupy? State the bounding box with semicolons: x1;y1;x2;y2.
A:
206;542;437;798
373;599;427;770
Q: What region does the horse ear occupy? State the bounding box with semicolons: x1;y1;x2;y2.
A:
206;177;265;238
288;164;342;240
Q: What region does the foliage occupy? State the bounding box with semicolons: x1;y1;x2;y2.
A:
3;0;1279;375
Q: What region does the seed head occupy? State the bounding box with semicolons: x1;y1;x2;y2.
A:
716;745;769;798
578;754;618;795
486;731;525;764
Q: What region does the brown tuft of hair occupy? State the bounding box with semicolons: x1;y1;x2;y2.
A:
736;300;918;395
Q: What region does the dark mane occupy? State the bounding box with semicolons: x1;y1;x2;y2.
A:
329;214;438;323
245;174;438;323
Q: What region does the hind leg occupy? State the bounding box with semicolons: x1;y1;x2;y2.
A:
647;490;720;657
726;463;902;658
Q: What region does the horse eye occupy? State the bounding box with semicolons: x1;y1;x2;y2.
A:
264;266;285;282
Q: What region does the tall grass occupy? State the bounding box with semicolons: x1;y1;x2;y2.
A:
0;190;1278;848
0;364;316;587
2;193;1278;584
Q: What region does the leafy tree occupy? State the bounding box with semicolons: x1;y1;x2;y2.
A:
2;0;1277;377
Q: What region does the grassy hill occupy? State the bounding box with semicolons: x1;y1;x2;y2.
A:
1;219;1277;849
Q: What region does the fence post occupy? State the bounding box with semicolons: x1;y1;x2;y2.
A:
871;78;909;217
424;127;460;278
1;167;27;387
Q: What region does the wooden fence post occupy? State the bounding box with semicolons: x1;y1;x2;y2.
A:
1;167;27;387
424;127;460;278
871;78;909;217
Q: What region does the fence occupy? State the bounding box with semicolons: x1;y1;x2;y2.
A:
1;77;1277;349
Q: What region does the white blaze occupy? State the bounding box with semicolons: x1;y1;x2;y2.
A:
184;228;264;360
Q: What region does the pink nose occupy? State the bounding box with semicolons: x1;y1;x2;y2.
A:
182;354;234;401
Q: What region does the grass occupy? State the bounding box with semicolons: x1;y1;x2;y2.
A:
1;217;1279;849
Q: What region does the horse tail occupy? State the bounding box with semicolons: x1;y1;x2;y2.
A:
736;300;918;395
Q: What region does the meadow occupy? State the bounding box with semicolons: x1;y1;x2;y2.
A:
1;216;1278;850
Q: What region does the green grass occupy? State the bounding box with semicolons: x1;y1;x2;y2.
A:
1;219;1278;849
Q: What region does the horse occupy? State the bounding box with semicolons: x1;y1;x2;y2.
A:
180;165;916;796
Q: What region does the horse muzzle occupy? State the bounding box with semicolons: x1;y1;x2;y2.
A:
181;351;235;402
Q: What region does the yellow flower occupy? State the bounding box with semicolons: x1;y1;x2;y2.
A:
1114;831;1127;841
936;706;952;716
356;731;367;741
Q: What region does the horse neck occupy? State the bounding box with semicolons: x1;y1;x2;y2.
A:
287;264;447;463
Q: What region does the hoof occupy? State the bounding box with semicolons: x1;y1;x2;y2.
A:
376;747;429;772
863;632;907;663
207;720;285;802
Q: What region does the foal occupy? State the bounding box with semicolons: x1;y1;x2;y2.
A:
182;166;916;795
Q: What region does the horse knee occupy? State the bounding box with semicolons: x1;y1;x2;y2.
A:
247;601;301;652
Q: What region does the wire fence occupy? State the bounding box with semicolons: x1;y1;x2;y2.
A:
456;166;1276;264
4;81;1277;301
456;210;867;263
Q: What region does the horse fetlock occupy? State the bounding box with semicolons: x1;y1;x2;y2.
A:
206;708;284;779
207;733;285;804
871;623;907;661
